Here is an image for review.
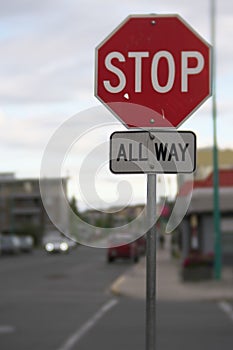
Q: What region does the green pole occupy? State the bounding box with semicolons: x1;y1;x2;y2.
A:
211;0;222;280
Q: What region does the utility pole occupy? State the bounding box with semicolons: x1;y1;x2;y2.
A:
211;0;222;279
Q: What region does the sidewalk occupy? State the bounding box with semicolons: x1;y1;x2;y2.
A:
110;247;233;301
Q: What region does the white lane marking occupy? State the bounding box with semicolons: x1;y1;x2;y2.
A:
218;301;233;322
57;299;118;350
0;325;15;334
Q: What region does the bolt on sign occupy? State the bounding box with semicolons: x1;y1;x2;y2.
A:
95;14;212;129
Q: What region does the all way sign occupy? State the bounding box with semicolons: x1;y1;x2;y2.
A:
110;131;196;174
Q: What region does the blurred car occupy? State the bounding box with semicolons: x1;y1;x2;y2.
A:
0;234;21;254
107;234;140;263
19;235;33;253
136;235;146;256
44;239;70;254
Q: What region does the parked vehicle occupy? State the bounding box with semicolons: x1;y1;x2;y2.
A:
136;235;146;256
19;235;33;253
44;238;70;254
107;234;139;263
0;234;21;255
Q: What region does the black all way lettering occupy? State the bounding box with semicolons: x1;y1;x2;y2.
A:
154;143;189;161
117;143;148;161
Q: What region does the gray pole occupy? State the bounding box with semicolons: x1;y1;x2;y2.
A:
146;173;157;350
211;0;222;279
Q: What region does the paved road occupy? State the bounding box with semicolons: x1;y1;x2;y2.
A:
76;299;233;350
0;246;233;350
0;246;129;350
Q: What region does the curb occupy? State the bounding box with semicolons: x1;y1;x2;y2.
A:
109;255;233;302
110;276;126;296
109;258;146;299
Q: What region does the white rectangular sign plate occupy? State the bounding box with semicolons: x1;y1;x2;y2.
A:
110;131;196;174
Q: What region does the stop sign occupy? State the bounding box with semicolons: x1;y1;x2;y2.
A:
95;15;212;128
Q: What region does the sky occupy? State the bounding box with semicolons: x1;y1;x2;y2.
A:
0;0;233;210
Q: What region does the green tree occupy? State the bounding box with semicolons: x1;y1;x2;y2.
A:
69;196;79;215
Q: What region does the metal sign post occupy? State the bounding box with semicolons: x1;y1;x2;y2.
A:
146;174;157;350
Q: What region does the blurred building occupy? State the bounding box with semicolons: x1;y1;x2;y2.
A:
177;148;233;189
0;173;69;244
177;168;233;265
83;204;145;227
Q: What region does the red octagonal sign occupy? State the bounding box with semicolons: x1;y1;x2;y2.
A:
95;15;212;128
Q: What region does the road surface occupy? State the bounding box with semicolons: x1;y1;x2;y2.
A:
0;246;232;350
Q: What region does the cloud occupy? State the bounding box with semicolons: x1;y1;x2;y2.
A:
0;0;232;189
0;0;68;18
